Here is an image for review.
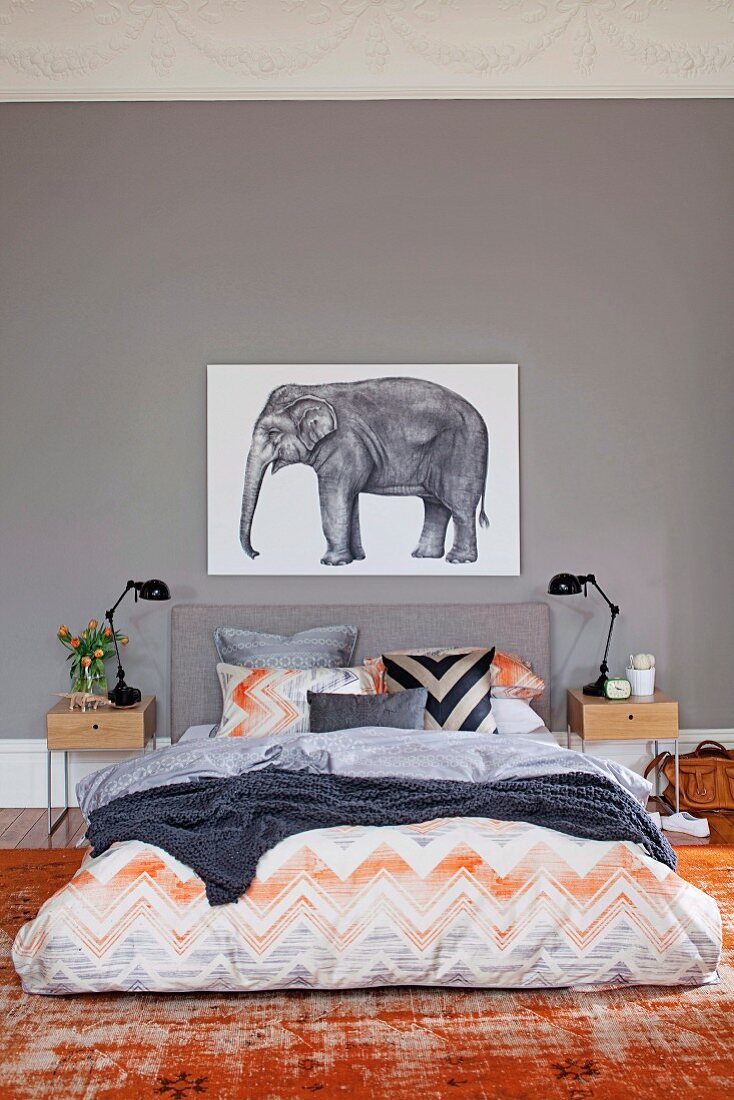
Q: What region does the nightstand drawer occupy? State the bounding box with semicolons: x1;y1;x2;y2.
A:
580;700;678;740
567;689;678;742
47;695;156;749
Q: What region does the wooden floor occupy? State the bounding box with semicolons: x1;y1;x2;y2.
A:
0;808;89;849
1;805;733;849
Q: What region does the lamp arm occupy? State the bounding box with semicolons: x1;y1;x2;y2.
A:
105;581;138;680
105;580;137;620
578;574;620;682
105;607;125;680
599;605;619;677
583;574;619;617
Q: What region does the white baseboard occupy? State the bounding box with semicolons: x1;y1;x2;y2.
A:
0;738;172;809
554;729;734;777
1;731;733;809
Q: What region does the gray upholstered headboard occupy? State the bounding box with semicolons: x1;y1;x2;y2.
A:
170;602;550;742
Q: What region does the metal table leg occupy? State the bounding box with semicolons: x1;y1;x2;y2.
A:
47;749;69;835
653;739;659;803
674;738;680;813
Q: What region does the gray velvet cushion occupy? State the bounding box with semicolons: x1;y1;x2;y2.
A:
306;688;428;734
213;624;358;670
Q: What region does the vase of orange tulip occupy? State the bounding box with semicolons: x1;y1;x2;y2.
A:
57;620;129;696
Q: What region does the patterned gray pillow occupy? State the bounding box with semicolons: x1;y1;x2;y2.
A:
213;624;358;670
306;688;428;734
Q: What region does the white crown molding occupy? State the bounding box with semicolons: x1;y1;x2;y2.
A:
0;1;732;102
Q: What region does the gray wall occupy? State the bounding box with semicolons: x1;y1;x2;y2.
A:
1;101;732;739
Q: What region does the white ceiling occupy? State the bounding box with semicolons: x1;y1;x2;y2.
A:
1;1;732;101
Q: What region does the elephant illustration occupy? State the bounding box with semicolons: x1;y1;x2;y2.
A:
239;377;489;567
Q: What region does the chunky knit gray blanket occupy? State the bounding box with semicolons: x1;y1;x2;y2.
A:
87;768;676;906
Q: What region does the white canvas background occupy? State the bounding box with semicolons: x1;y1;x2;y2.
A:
207;364;519;576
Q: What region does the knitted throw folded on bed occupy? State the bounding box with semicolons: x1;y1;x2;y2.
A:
87;768;676;906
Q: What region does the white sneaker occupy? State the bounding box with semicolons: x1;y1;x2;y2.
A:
661;812;710;838
647;811;662;829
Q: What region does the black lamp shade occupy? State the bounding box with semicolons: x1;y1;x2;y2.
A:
548;572;583;596
139;579;171;602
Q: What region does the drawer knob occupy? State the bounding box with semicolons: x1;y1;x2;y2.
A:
628;714;634;720
92;723;99;730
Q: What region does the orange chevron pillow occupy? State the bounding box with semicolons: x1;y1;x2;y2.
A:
490;650;545;701
213;662;385;740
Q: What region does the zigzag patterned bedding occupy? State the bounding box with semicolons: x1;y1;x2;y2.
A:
13;817;721;994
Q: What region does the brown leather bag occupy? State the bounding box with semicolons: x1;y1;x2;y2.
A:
644;740;734;812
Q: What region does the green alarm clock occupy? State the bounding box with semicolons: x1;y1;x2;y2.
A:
603;677;632;700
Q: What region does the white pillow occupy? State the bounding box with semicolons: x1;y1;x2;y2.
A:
491;698;545;735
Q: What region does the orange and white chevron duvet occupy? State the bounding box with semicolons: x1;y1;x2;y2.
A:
13;818;721;994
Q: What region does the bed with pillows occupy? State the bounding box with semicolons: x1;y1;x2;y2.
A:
13;605;721;995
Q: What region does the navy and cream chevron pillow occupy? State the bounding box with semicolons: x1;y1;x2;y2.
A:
381;647;497;733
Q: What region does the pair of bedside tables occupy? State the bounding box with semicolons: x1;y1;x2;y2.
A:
567;688;680;812
46;696;156;834
44;689;679;833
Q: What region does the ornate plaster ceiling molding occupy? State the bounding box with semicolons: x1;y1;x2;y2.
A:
0;1;732;101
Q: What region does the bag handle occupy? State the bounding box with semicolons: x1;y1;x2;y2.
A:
644;751;671;780
694;740;729;757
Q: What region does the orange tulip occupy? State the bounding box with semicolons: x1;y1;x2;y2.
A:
81;656;92;668
88;619;98;630
57;625;70;638
104;626;112;638
120;636;129;646
94;648;104;659
71;637;80;649
81;630;87;639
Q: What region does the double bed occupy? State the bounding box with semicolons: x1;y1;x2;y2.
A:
12;603;722;994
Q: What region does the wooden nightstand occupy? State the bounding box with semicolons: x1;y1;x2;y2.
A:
46;695;156;834
567;688;680;812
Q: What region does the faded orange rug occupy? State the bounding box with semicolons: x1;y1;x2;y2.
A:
0;847;731;1100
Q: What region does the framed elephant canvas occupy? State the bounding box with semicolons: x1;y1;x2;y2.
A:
207;364;519;576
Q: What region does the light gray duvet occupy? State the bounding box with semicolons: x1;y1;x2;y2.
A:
77;727;651;820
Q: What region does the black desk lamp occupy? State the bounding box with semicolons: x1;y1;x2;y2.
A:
547;573;620;697
105;579;171;707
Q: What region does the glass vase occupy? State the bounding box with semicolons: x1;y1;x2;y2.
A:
70;667;108;696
